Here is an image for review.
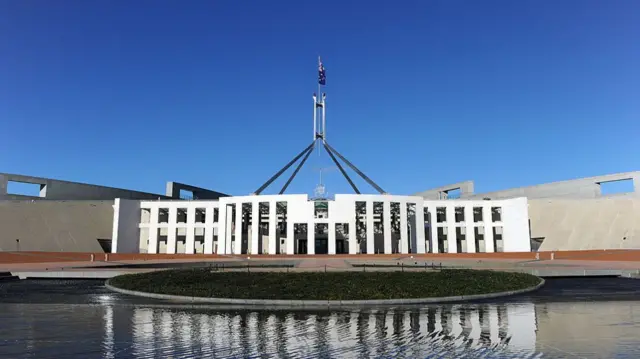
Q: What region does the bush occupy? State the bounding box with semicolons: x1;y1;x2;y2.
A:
108;269;542;300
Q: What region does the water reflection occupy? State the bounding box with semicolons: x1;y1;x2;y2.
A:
0;279;639;358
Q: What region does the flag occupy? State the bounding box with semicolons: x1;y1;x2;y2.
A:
318;58;326;85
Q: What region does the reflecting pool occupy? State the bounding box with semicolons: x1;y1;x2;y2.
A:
0;278;639;358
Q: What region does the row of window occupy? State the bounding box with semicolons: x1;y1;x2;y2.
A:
142;205;503;225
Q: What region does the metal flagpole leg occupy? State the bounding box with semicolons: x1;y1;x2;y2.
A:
324;142;387;194
279;141;316;194
322;142;360;194
253;141;316;195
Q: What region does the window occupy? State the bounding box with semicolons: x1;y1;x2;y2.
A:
455;207;465;222
491;207;502;222
436;207;447;223
473;207;483;222
315;201;328;219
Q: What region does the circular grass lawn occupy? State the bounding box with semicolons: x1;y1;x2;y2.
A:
108;269;542;301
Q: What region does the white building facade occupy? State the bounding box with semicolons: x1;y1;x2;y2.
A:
112;194;531;255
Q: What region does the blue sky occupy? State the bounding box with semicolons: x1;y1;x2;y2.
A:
1;0;638;197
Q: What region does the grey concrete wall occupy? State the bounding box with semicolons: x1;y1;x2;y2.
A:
0;200;114;252
0;173;167;200
165;181;229;199
529;197;640;251
469;172;639;200
413;181;475;199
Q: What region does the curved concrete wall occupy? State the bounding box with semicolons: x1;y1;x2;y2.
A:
0;200;114;252
530;198;640;251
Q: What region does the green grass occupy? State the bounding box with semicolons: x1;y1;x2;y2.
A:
108;269;542;301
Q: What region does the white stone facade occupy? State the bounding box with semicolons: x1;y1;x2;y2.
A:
112;195;531;254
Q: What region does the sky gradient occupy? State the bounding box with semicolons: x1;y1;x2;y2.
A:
1;0;638;197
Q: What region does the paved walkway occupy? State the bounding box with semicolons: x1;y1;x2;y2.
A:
2;250;639;277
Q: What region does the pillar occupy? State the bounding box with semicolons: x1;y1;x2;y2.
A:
348;219;357;254
225;204;233;254
328;222;336;255
383;201;392;254
268;201;277;255
167;207;177;254
428;207;439;253
185;207;196;254
205;206;216;254
148;207;159;254
234;203;242;255
446;206;457;253
415;202;426;253
400;202;408;254
366;201;374;254
465;204;476;253
483;205;495;252
286;214;294;254
307;221;315;254
251;202;260;254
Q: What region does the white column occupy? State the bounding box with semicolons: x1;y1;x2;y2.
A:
185;207;196;254
225;205;233;253
415;202;426;254
465;205;476;253
366;201;374;254
383;201;392;254
148;207;159;254
205;206;216;254
400;202;408;254
428;206;438;253
251;202;260;254
286;210;294;254
328;222;336;255
268;201;277;255
348;219;357;254
167;207;177;254
234;203;243;254
483;205;495;252
307;221;315;254
446;205;457;253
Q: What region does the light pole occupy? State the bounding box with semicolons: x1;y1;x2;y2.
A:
16;239;20;252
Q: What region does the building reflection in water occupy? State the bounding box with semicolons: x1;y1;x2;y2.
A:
101;303;539;358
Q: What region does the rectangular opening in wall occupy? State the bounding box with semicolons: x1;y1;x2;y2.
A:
407;203;417;254
445;188;461;199
493;226;504;252
437;227;448;253
454;207;465;222
96;238;112;253
314;201;329;219
491;207;502;222
598;179;634;195
158;209;169;223
336;223;348;254
474;227;485;253
179;189;194;200
455;227;466;253
140;209;151;224
195;208;206;223
356;201;367;254
473;207;483;222
373;202;384;254
294;223;308;254
436;207;447;223
7;181;44;197
177;208;188;223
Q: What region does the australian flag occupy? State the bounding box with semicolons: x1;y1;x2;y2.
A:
318;59;326;85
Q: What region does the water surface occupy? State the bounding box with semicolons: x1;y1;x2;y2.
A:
0;278;639;358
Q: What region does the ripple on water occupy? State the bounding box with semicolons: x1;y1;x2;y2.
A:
0;278;639;358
